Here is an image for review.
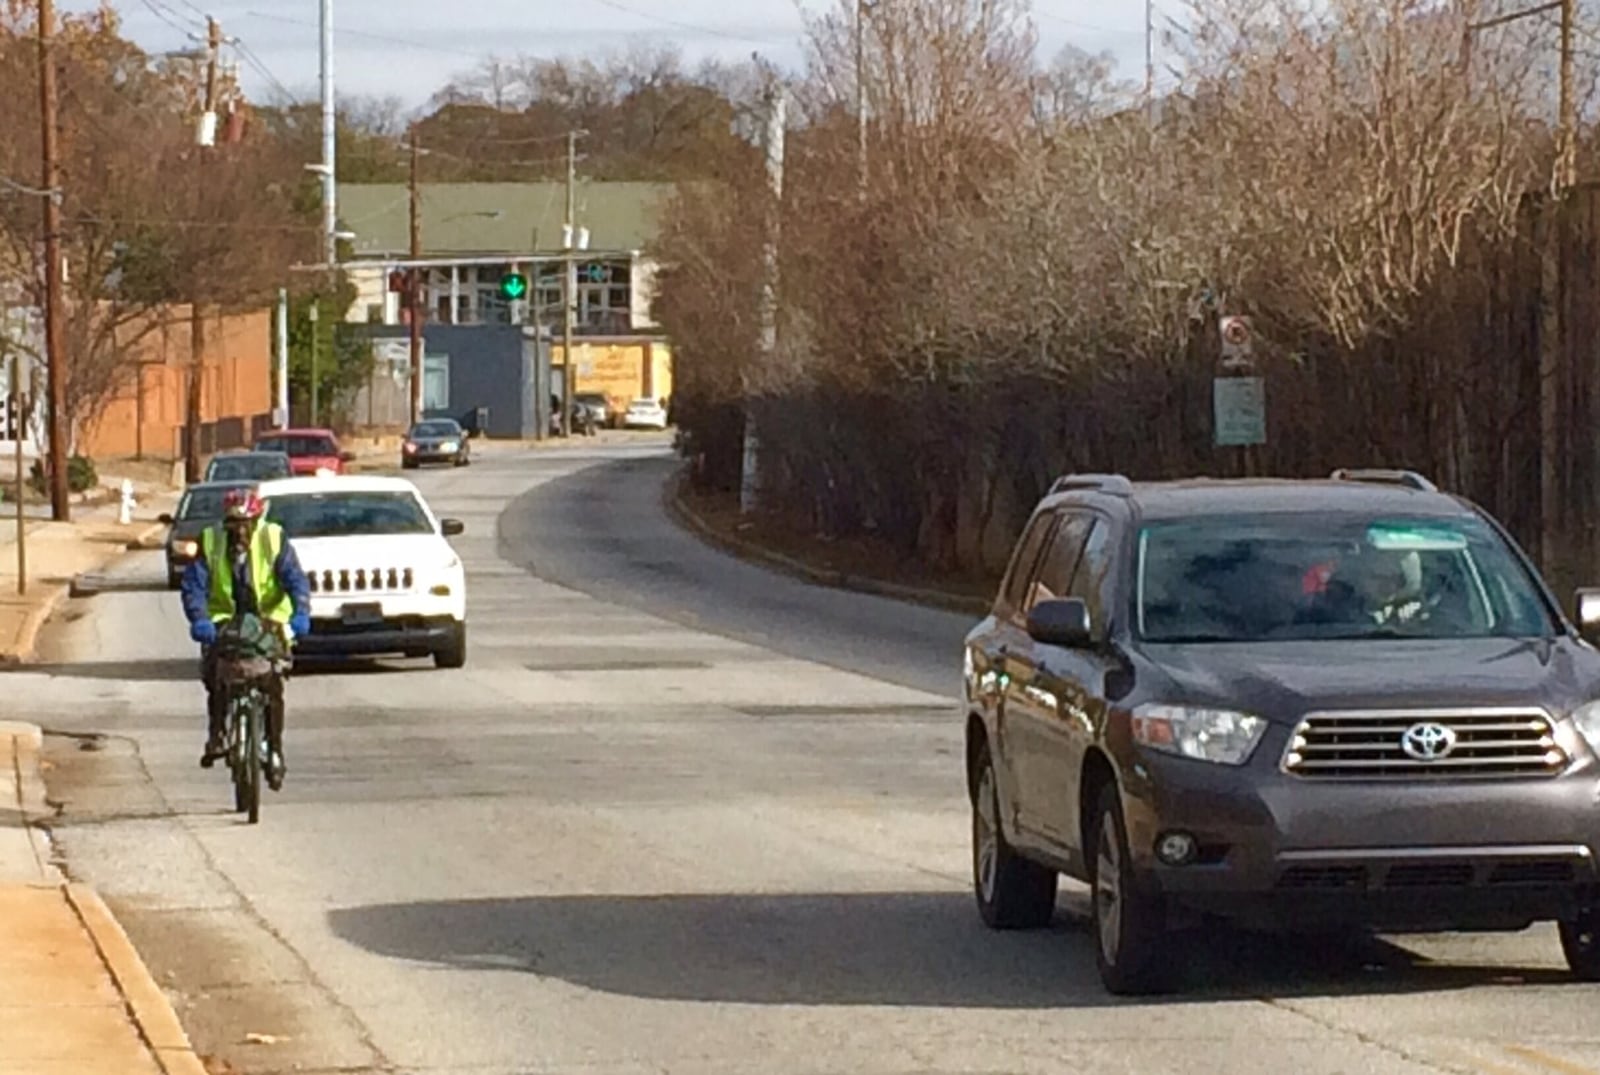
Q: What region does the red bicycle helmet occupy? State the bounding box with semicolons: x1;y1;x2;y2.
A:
222;487;266;522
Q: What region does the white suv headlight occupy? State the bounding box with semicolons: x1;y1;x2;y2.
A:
1571;701;1600;756
1132;704;1266;766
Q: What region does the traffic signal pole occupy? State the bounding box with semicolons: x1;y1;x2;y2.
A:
408;126;423;424
562;130;577;439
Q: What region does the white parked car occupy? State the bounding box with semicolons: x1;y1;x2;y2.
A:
255;476;468;668
622;397;669;431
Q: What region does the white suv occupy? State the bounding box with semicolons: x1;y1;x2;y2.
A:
256;476;468;668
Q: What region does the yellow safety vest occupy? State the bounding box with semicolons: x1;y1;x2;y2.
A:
202;523;294;626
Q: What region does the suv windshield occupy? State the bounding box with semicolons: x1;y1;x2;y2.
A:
266;492;432;538
178;486;247;521
411;421;459;438
1137;513;1554;643
256;436;335;457
207;455;288;481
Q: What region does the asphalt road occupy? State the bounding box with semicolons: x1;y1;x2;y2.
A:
5;440;1600;1075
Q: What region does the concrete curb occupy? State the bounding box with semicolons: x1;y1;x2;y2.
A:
1;519;168;666
664;472;990;618
0;721;57;882
66;884;209;1075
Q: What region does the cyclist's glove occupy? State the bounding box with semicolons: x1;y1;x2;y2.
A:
289;612;311;639
190;620;217;646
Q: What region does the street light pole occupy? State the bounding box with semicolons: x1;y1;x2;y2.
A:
320;0;337;271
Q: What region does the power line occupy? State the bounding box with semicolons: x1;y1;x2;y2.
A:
232;38;297;103
587;0;794;45
168;0;209;21
135;0;206;38
1033;7;1146;36
242;10;484;58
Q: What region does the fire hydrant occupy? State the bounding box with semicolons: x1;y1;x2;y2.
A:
118;479;136;525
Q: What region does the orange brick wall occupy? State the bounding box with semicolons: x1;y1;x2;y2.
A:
80;306;272;461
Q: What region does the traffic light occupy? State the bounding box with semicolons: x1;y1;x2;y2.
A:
500;273;528;300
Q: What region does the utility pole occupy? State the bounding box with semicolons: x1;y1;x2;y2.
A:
856;0;869;195
1144;0;1155;120
275;288;289;427
38;0;67;521
184;15;222;484
9;353;24;597
1559;0;1576;188
408;126;423;424
561;129;577;439
1465;0;1576;569
741;80;784;516
308;300;320;426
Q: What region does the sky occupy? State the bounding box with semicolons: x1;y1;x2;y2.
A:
66;0;1156;108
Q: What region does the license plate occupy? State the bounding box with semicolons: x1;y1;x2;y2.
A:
340;602;383;626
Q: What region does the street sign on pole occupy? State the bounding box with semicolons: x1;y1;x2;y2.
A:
1214;376;1266;447
1219;314;1254;370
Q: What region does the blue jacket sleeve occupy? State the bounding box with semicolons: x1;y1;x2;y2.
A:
179;554;211;625
274;537;311;616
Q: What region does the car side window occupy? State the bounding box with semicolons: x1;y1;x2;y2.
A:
1001;514;1057;614
1069;517;1118;637
1026;515;1092;612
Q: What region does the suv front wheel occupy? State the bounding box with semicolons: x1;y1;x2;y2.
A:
1091;782;1171;995
1560;908;1600;980
971;742;1057;929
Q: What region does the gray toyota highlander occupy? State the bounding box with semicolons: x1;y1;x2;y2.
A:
963;468;1600;994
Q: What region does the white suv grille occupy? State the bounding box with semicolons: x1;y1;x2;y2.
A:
1282;708;1567;779
307;566;415;595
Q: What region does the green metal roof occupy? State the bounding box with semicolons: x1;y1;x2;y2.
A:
337;181;673;258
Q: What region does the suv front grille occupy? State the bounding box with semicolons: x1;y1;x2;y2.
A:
1282;709;1566;780
307;566;415;595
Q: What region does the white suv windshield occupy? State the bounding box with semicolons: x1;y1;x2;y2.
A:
266;492;433;538
1137;514;1554;643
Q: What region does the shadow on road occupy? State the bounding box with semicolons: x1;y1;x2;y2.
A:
327;891;1568;1006
13;658;197;682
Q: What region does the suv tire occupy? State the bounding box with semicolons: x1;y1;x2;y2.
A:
433;622;467;669
972;742;1057;930
1091;782;1170;995
1560;909;1600;980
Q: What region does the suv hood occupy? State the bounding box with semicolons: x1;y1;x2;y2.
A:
290;533;456;569
1140;637;1600;724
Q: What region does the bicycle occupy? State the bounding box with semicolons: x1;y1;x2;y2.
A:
212;615;291;824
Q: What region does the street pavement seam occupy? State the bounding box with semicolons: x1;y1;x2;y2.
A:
64;882;210;1075
105;722;401;1073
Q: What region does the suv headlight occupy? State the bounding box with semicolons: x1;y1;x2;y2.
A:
1571;701;1600;756
1132;704;1266;766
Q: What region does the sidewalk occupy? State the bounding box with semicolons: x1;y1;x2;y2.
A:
0;723;206;1075
0;494;173;664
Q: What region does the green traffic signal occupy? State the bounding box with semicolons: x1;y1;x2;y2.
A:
500;273;528;300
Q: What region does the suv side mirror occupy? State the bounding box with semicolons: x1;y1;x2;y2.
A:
339;450;356;463
157;512;174;525
1027;598;1093;649
440;518;465;537
1577;589;1600;643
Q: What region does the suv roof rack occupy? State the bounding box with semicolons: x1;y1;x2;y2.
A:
1329;468;1438;493
1049;473;1134;497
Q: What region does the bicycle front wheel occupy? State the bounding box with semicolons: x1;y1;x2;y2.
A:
239;697;262;824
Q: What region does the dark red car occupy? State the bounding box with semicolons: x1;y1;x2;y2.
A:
252;428;354;477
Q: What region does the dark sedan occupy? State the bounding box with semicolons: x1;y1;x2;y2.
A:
204;450;292;483
158;480;256;588
401;419;470;469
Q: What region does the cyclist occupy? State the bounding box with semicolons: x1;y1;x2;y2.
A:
179;487;310;790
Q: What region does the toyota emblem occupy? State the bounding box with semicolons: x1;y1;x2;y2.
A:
1400;722;1458;762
